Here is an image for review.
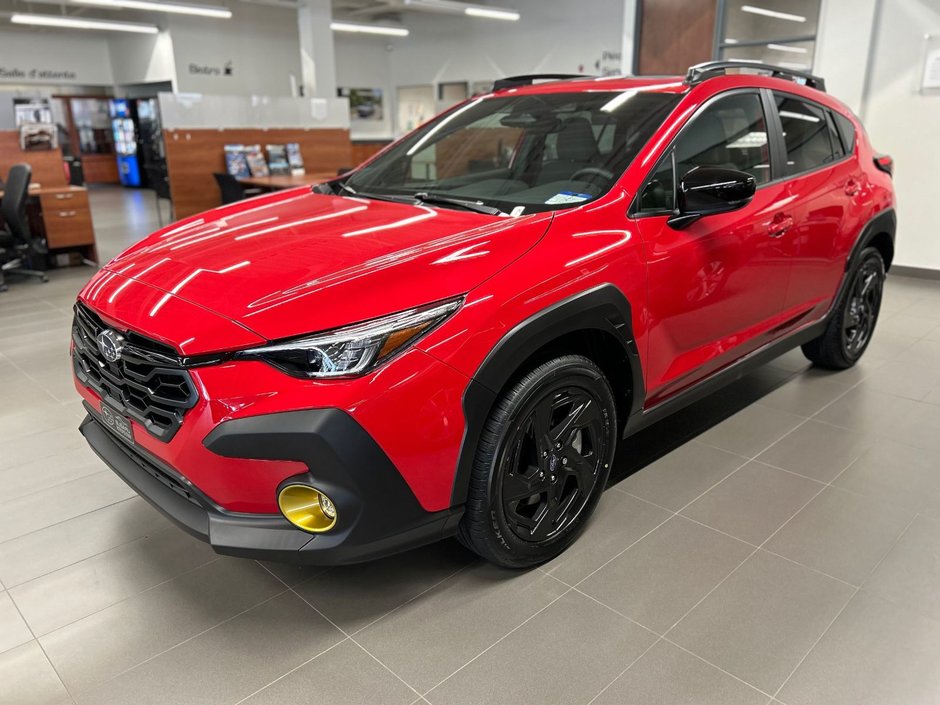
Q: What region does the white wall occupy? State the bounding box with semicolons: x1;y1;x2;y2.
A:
332;0;624;136
0;29;114;87
861;0;940;270
109;32;177;90
815;0;879;114
334;35;394;139
169;3;302;97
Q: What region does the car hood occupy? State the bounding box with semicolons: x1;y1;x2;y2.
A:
101;188;552;344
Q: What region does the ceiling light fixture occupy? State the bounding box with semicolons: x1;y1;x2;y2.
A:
11;12;158;32
403;0;520;21
330;21;409;36
73;0;232;19
464;6;519;20
740;5;806;22
767;43;808;54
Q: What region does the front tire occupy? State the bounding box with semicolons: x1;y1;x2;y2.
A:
457;355;617;568
802;246;885;370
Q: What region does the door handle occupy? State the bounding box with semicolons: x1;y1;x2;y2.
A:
844;179;861;197
769;213;793;238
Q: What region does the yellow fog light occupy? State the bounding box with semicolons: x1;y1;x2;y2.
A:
278;485;337;533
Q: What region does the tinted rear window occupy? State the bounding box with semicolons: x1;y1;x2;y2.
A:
833;112;857;154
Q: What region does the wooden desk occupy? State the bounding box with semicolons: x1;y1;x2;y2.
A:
237;172;337;190
0;184;97;264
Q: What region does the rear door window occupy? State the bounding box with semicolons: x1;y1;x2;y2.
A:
773;94;839;175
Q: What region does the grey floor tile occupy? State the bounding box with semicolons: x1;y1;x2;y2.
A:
292;541;476;634
0;641;73;705
757;375;850;417
833;439;940;513
10;527;218;636
0;471;135;544
865;359;940;402
356;562;567;694
255;559;330;588
0;424;89;474
779;591;940;705
696;404;805;458
815;386;920;435
543;490;671;585
865;515;940;621
756;420;871;483
0;497;169;587
74;591;344;705
426;590;656;705
681;462;822;545
668;551;854;694
0;591;33;655
592;639;768;705
40;558;284;691
883;400;940;454
241;639;416;705
0;402;78;443
579;516;752;634
615;441;745;512
765;486;915;585
0;445;103;505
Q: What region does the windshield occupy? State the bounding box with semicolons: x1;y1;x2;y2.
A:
342;90;681;215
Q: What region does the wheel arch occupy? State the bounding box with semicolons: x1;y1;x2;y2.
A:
450;284;644;506
847;207;895;273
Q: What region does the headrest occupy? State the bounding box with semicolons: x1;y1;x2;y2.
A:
556;117;598;162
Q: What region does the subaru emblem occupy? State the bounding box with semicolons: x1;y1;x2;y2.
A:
96;329;125;363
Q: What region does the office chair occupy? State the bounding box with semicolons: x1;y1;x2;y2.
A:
213;172;262;205
0;164;49;292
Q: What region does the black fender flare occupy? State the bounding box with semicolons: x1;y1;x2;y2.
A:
450;283;644;506
846;207;895;273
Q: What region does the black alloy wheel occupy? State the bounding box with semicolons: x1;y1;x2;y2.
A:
802;246;885;369
841;256;883;358
458;355;617;568
500;385;607;543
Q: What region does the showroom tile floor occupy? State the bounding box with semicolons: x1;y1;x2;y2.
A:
2;186;940;705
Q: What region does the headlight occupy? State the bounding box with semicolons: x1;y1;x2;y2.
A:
235;297;462;378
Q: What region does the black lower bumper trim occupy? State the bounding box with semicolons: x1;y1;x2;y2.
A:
80;407;462;565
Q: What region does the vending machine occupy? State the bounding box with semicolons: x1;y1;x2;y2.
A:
109;99;141;187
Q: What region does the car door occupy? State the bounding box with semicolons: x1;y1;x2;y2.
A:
770;92;861;319
632;90;793;406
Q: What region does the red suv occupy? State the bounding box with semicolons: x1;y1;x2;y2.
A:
73;62;895;568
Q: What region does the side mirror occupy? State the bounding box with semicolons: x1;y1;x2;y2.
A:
667;166;756;230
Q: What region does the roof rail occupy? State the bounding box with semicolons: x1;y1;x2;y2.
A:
492;74;592;91
686;61;826;92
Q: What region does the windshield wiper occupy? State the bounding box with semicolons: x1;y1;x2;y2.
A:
413;192;504;216
333;182;415;205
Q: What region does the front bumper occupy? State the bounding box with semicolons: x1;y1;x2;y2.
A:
79;405;463;565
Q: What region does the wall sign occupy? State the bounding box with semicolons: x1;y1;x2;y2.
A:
188;61;234;77
0;67;79;82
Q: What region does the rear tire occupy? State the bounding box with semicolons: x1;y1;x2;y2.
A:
457;355;617;568
802;246;885;369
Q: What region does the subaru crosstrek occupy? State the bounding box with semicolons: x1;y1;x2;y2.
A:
73;62;896;568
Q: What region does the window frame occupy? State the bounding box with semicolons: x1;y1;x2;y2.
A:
769;89;855;179
630;87;780;218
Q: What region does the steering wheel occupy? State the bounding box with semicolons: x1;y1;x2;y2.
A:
570;166;614;182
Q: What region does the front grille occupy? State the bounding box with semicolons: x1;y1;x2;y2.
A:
72;303;198;442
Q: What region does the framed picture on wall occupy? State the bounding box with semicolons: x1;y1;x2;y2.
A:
338;87;384;122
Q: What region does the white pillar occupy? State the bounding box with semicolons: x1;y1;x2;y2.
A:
620;0;636;75
297;0;337;99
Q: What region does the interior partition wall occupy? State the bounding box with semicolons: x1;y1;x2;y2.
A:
635;0;823;75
